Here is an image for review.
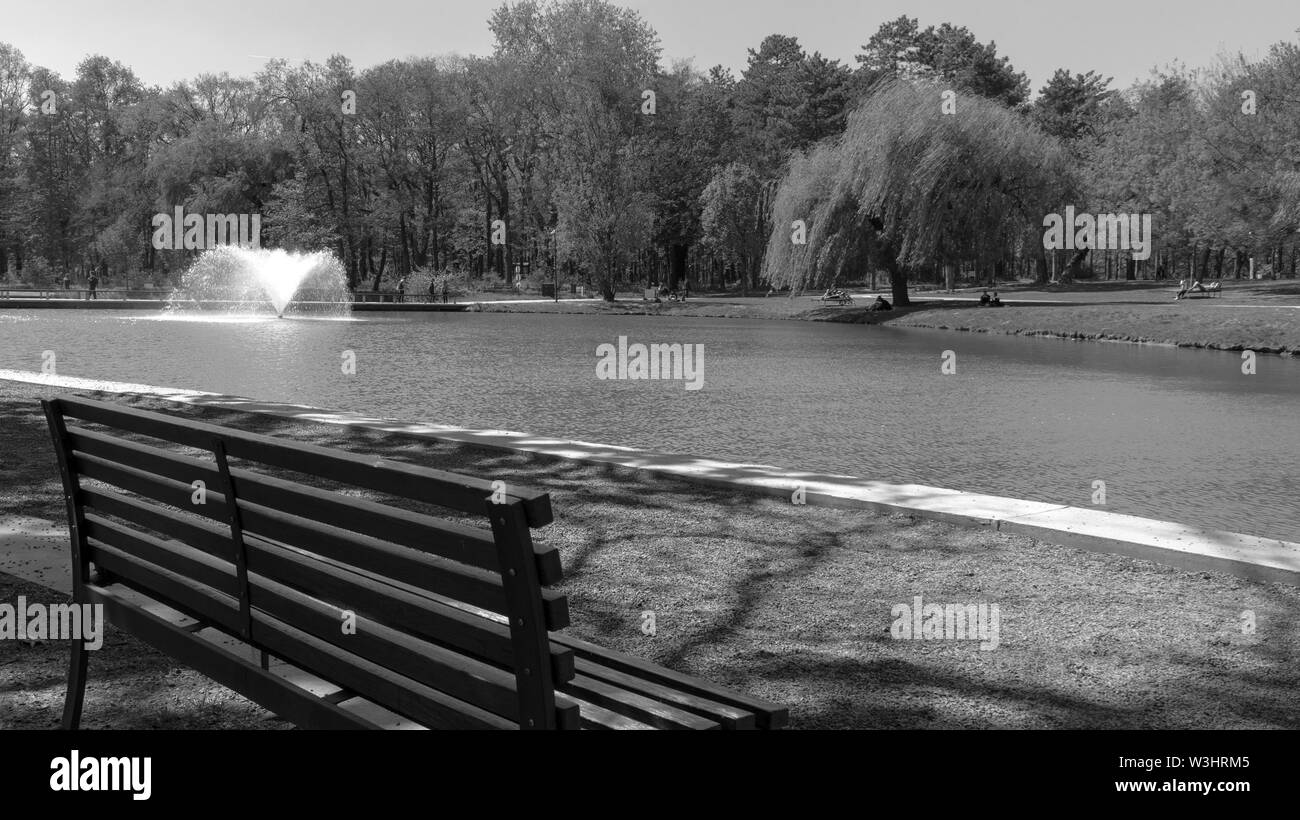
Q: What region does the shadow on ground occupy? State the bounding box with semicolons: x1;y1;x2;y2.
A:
2;383;1298;729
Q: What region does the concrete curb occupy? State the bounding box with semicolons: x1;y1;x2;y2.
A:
3;369;1297;587
0;299;468;312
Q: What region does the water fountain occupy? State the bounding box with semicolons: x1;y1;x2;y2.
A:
166;246;350;317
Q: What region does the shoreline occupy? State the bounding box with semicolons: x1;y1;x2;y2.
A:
7;282;1300;356
475;289;1300;357
4;369;1296;585
869;318;1297;356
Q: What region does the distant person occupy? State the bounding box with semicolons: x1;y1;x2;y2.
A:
441;279;449;304
397;276;406;303
62;274;70;290
1175;278;1189;300
86;272;98;300
869;295;892;311
979;289;991;305
428;278;437;302
990;290;1003;307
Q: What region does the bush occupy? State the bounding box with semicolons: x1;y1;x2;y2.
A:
515;268;554;292
23;257;57;286
473;272;506;292
409;268;470;298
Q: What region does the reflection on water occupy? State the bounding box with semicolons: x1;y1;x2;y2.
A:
2;309;1297;541
139;313;360;324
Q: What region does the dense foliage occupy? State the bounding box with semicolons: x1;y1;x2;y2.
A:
0;6;1296;298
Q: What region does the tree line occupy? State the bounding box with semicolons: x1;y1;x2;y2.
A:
0;1;1296;301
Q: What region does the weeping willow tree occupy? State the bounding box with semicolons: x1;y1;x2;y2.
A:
764;78;1073;305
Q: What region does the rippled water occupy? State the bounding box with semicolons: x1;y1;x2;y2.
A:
2;309;1297;540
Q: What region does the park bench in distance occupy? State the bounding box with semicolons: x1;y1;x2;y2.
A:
42;396;788;730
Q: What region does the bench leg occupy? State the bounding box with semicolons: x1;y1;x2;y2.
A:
61;638;90;730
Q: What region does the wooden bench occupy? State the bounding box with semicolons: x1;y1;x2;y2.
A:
814;292;854;306
42;397;787;730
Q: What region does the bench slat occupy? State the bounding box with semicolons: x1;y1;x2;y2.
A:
552;634;789;729
91;578;520;730
74;451;226;525
245;534;576;686
70;453;568;630
86;538;574;728
81;493;576;685
236;502;568;630
81;486;232;562
244;570;543;725
58;397;553;526
84;513;238;597
85;540;244;634
83;584;378;729
574;658;757;729
560;674;720;729
565;697;655;730
67;427;563;584
251;614;519;730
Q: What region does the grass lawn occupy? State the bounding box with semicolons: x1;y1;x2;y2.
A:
481;280;1300;355
883;300;1300;354
2;378;1298;729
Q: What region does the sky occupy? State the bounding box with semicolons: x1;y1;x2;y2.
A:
3;0;1296;95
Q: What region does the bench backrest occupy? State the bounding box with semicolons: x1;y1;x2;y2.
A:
43;396;580;729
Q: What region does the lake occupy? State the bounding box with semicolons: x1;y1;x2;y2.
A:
2;308;1296;541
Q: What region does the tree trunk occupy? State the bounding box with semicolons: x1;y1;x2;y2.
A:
887;261;909;306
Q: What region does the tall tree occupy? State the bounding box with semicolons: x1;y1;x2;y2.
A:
855;17;1030;108
1031;69;1118;143
765;79;1070;303
489;0;661;299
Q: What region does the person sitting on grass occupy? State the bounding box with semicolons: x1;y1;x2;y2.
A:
979;289;991;305
989;291;1003;307
869;295;892;311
